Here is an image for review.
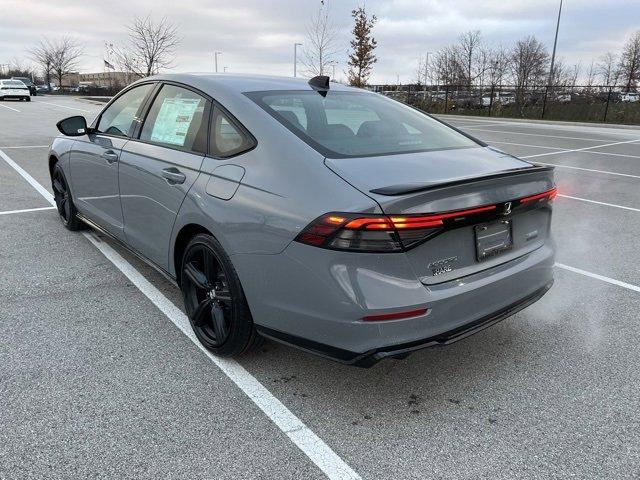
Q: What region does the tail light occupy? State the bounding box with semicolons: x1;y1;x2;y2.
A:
295;205;497;252
295;187;556;253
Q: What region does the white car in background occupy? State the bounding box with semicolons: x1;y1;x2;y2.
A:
0;79;31;101
621;92;638;102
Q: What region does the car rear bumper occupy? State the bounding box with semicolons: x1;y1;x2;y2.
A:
233;240;555;364
256;280;552;367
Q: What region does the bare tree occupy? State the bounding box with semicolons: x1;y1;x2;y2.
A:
433;46;465;85
485;45;510;88
569;61;581;90
510;36;548;91
28;38;56;88
302;1;339;77
585;60;597;89
46;36;83;89
456;30;484;88
597;52;620;86
618;30;640;91
111;16;181;77
347;6;377;87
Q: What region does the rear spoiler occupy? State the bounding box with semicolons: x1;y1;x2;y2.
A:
370;165;554;196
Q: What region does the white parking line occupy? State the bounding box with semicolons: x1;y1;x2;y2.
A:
466;127;633;143
489;141;563;150
37;101;91;113
449;121;507;128
0;145;49;149
555;263;640;293
0;150;55;202
538;162;640;179
0;103;21;112
558;194;640;212
0;147;361;480
520;139;640;159
0;206;56;216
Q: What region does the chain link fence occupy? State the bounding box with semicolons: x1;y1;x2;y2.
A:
368;84;640;125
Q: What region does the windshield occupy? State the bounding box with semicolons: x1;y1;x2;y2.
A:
5;80;26;87
246;90;478;158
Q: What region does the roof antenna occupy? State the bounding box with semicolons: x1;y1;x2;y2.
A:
308;75;330;97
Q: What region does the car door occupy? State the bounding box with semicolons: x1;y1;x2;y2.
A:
70;83;155;239
118;83;210;270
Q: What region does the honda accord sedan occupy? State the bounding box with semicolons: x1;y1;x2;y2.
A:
49;74;555;366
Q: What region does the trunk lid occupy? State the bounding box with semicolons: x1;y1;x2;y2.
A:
325;146;555;284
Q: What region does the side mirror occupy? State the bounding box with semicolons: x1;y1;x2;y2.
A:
56;116;89;136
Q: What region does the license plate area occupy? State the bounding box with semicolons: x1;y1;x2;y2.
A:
475;219;513;262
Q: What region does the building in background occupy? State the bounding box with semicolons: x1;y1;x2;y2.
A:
79;71;141;89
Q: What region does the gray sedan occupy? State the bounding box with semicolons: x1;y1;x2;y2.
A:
49;74;556;366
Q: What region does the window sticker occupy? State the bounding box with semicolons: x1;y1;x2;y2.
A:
150;97;201;146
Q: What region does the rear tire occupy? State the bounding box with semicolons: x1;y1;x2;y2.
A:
26;97;31;102
180;233;260;357
51;163;84;231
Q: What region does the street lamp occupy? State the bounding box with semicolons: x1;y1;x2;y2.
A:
547;0;563;86
214;51;222;73
293;43;302;77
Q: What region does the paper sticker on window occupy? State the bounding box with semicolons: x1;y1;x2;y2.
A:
150;97;201;146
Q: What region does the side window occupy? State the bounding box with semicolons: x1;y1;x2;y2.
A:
140;84;209;154
97;83;154;137
210;107;255;157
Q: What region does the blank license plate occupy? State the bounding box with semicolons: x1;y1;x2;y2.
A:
475;220;513;261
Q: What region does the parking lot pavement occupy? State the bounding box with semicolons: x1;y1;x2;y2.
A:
1;98;639;479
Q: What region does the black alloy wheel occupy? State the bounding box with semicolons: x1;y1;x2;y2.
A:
51;164;83;231
180;234;260;357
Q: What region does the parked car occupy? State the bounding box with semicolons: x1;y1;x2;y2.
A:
0;79;31;101
36;84;51;94
49;74;556;366
10;76;36;96
481;93;516;107
621;92;639;102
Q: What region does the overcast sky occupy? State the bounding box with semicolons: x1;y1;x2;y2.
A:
1;0;638;84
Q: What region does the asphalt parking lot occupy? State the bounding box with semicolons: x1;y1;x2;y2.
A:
1;95;639;479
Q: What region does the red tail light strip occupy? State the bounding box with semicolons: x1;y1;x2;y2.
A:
344;205;497;231
520;187;557;203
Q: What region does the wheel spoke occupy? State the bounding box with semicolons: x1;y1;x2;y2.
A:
53;178;64;195
192;297;213;327
211;302;228;340
202;247;215;283
184;262;211;290
63;196;71;220
214;290;232;305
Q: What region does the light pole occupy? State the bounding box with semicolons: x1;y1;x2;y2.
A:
214;51;222;73
293;43;302;77
547;0;563;86
424;51;433;90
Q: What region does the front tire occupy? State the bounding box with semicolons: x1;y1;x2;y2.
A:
180;234;260;357
51;163;83;231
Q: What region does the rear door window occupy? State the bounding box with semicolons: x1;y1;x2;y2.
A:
97;83;154;137
140;84;209;154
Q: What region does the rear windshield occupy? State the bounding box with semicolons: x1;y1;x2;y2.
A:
4;80;26;86
246;90;478;158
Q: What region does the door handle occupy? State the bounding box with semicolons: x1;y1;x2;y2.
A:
162;167;186;185
102;150;119;164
